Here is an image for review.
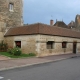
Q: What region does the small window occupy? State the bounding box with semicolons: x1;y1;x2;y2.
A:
47;41;55;49
9;3;14;11
62;41;67;48
15;41;21;48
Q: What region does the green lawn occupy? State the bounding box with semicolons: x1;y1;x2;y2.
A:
0;52;36;58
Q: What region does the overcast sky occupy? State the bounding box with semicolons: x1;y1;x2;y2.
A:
23;0;80;25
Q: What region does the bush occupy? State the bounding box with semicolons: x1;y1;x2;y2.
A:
29;53;36;56
8;47;22;56
0;41;8;51
7;48;12;54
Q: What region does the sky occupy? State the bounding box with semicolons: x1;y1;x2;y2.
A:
23;0;80;25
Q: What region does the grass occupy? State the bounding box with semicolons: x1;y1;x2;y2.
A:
0;52;36;58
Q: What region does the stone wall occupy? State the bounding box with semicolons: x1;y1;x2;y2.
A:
0;0;23;28
75;15;80;31
0;22;6;32
37;35;80;56
4;35;38;54
4;34;80;56
0;22;6;42
0;32;4;42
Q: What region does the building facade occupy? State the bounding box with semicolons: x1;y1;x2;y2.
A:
4;34;80;56
4;23;80;56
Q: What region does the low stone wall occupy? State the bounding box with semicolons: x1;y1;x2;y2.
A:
36;35;80;56
4;34;80;56
4;35;38;54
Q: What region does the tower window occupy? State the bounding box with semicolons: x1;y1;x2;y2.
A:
9;3;14;11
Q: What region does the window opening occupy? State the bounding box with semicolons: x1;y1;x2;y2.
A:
9;3;14;11
15;41;21;48
47;41;55;49
62;41;67;48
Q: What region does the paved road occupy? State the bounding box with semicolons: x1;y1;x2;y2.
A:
0;57;80;80
0;53;79;70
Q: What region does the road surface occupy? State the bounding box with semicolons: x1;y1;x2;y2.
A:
0;57;80;80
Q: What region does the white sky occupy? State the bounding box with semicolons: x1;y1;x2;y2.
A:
23;0;80;25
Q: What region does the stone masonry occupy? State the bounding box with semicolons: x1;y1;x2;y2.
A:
0;0;23;42
0;0;23;28
4;34;80;56
75;14;80;31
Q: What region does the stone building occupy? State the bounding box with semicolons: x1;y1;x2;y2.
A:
4;23;80;56
0;0;23;42
0;0;80;56
68;21;75;29
75;14;80;31
0;0;23;28
54;21;68;28
54;15;80;31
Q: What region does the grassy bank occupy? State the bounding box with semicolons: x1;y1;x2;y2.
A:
0;52;36;58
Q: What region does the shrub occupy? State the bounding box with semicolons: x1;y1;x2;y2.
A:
12;47;22;56
29;53;36;56
7;48;12;54
0;41;8;51
8;47;22;56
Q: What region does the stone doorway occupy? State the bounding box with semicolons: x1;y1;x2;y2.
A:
73;42;77;54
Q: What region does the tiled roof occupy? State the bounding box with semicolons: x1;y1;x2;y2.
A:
68;21;75;29
4;23;80;38
54;21;68;28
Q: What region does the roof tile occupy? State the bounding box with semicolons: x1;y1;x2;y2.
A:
4;23;80;38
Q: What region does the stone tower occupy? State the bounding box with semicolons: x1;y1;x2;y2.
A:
0;0;23;28
0;0;23;42
75;14;80;31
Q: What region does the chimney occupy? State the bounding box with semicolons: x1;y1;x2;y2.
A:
50;20;54;26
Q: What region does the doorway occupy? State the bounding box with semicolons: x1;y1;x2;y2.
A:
73;42;77;54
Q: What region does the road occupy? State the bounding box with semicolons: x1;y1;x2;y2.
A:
0;57;80;80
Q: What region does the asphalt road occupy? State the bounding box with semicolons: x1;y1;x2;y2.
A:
0;57;80;80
